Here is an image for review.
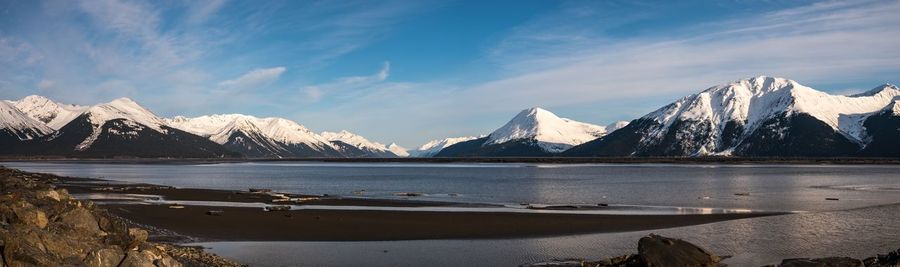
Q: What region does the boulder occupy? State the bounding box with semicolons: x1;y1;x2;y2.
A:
637;234;720;267
9;200;48;229
127;228;149;250
57;208;103;236
778;257;863;267
2;227;57;266
155;255;183;267
35;189;61;202
118;250;155;267
83;246;125;267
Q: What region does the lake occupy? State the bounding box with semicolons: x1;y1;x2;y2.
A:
3;161;900;266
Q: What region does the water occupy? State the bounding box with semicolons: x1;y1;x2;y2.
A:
3;161;900;266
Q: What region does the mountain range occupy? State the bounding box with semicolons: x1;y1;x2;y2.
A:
2;76;898;158
565;76;900;157
0;96;405;158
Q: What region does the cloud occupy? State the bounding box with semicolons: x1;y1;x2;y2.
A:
218;66;286;88
187;0;226;24
300;62;390;102
36;80;54;90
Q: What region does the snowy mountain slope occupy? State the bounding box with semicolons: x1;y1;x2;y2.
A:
29;98;236;158
72;98;169;151
320;130;398;157
485;107;608;153
0;100;52;143
11;95;88;130
605;121;630;133
409;136;482;157
565;76;900;157
387;143;409;157
167;114;343;158
437;107;617;157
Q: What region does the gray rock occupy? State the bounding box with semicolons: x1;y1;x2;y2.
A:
637;234;720;267
83;246;125;267
778;257;863;267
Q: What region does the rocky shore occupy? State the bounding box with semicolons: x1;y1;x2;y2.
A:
0;167;243;267
527;234;900;267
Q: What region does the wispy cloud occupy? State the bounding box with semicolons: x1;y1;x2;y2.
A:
219;67;286;88
301;62;390;102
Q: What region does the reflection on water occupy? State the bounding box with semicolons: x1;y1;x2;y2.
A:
193;204;900;267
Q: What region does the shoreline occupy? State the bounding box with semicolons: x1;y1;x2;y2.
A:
41;169;787;242
5;156;900;165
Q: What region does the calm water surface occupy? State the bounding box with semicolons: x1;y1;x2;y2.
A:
4;162;900;266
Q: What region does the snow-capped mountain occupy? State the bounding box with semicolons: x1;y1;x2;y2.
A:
167;114;343;158
320;130;399;157
387;143;409;157
11;95;88;130
408;136;483;157
565;76;900;157
0;100;52;148
41;97;235;157
437;107;616;157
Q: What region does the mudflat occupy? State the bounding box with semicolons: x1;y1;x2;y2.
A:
50;173;785;242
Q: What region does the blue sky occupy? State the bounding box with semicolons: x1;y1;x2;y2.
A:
2;0;900;148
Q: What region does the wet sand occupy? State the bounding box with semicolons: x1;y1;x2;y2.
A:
51;174;785;242
103;204;777;241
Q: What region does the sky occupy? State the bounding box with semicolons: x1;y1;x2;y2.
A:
2;0;900;148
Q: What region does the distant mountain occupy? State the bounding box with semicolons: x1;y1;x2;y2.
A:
321;130;400;157
167;114;344;158
0;100;52;152
409;136;483;157
42;98;236;158
436;107;619;157
387;143;409;157
565;76;900;157
10;95;88;130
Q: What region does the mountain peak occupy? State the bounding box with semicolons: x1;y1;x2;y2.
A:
487;107;606;152
851;84;900;97
11;95;88;130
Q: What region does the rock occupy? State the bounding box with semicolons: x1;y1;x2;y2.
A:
127;228;149;249
35;189;61;201
154;255;183;267
118;250;155;267
57;207;103;236
83;246;125;267
2;228;57;267
778;257;863;267
206;210;224;216
9;200;48;229
637;234;720;267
